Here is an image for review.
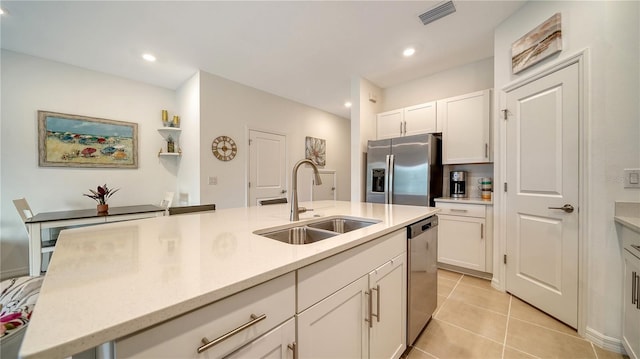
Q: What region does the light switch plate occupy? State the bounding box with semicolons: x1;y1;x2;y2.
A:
624;168;640;188
208;176;218;185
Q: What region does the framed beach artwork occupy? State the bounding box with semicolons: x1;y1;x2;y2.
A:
512;13;562;74
38;111;138;168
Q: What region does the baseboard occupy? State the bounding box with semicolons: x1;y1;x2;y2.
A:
437;262;492;280
0;266;29;281
585;326;627;355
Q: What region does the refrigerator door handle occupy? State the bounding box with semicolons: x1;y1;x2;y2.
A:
387;154;394;204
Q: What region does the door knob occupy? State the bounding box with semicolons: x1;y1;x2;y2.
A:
548;204;574;213
281;190;287;194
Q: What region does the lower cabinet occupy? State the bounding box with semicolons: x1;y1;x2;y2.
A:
623;248;640;359
436;201;493;274
297;230;407;359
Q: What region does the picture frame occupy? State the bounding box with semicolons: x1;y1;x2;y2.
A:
511;13;562;74
38;111;138;168
305;136;326;167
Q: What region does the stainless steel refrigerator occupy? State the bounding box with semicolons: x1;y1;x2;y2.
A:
366;133;442;207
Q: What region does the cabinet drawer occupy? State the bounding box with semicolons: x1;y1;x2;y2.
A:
436;202;485;218
116;272;295;358
297;229;406;312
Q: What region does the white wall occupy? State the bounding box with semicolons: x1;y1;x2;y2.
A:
494;1;640;350
176;72;201;206
0;50;179;278
350;77;382;202
198;71;351;209
382;57;494;111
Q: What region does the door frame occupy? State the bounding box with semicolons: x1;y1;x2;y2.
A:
246;127;289;207
495;49;590;337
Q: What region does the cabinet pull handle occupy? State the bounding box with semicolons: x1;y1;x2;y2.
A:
197;313;266;353
365;289;373;328
485;143;488;158
450;209;468;213
288;342;297;359
633;272;637;305
400;122;403;135
371;285;380;322
480;223;484;239
403;121;407;134
637;274;640;309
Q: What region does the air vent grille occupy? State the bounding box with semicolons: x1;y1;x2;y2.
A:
419;1;456;26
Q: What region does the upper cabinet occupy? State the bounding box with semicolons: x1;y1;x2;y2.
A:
376;101;436;139
438;89;492;164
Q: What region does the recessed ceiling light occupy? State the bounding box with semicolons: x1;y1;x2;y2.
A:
403;48;416;57
344;102;352;108
142;53;156;62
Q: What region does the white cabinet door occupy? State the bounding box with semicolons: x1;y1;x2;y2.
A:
437;214;486;272
377;109;403;139
404;102;436;136
369;253;407;359
439;89;491;164
623;250;640;359
226;318;295;359
297;275;369;358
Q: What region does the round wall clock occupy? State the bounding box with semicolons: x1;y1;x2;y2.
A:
211;135;238;161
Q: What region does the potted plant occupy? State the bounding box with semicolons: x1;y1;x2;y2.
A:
84;184;119;213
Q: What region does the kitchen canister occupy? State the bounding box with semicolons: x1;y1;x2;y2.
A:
478;177;492;200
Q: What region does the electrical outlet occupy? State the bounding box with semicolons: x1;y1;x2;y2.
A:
624;168;640;188
208;176;218;185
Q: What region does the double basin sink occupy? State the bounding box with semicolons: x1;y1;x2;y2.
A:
255;217;380;245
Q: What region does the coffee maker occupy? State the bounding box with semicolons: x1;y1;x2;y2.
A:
450;171;467;198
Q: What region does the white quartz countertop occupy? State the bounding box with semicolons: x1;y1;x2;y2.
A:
20;201;438;359
614;201;640;233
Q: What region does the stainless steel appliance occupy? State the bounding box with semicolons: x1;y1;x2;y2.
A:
450;170;467;198
366;134;442;206
407;215;438;346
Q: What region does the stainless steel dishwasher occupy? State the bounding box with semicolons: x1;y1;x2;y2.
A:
407;215;438;346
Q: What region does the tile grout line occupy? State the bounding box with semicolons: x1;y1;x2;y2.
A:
501;295;512;359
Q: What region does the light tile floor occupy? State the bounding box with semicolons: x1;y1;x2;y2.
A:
406;269;629;359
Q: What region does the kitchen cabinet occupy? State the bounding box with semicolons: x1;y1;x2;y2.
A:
297;229;407;359
377;102;437;139
623;242;640;359
115;272;295;358
436;201;493;274
438;89;491;164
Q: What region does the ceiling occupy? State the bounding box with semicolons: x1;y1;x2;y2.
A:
0;1;526;119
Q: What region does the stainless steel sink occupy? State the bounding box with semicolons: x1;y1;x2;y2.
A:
307;218;378;233
255;216;380;245
259;226;337;245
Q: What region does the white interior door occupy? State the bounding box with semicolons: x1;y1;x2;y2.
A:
249;130;287;206
505;62;580;328
312;170;336;201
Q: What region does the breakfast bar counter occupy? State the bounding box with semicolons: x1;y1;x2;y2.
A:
20;201;438;359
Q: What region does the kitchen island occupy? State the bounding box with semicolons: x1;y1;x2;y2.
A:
19;200;438;359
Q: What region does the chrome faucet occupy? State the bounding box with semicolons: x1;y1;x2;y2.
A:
290;159;322;221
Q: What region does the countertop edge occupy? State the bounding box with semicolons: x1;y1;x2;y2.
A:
615;216;640;233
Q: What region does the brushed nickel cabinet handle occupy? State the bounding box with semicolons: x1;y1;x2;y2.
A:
450;209;468;213
198;313;266;353
365;289;373;328
480;223;484;239
288;342;297;359
400;122;403;135
372;285;380;322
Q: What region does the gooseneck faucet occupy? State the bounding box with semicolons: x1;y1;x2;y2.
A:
290;159;323;221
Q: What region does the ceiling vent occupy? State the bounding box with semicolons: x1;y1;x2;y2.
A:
419;1;456;26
